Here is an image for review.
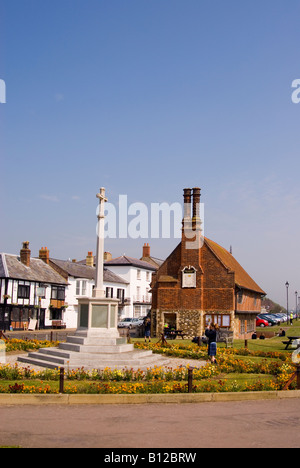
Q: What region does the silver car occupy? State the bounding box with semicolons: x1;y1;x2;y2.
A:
118;317;144;328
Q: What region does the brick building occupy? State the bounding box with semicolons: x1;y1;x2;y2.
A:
151;188;266;339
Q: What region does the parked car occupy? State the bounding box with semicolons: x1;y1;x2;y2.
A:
256;316;269;328
258;314;278;326
261;313;281;324
272;312;288;323
117;317;144;328
270;313;286;324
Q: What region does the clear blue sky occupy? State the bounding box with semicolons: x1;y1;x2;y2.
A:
1;0;300;307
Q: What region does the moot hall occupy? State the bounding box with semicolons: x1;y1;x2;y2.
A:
150;188;266;340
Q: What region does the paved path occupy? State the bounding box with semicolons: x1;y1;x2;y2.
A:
1;399;300;448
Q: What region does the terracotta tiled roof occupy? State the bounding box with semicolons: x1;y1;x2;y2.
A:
205;238;266;295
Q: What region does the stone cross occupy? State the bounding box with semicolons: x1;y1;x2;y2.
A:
93;187;108;298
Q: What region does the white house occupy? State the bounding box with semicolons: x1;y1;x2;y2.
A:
104;255;157;319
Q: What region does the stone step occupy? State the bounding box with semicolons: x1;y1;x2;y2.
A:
27;351;66;365
18;356;61;370
66;335;127;346
59;342;134;354
37;347;154;362
35;348;71;359
18;353;170;371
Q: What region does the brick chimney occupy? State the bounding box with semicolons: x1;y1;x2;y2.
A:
192;187;201;230
180;187;202;269
183;188;192;220
104;252;112;261
86;251;94;267
39;247;50;265
143;243;151;258
20;241;31;267
192;187;201;219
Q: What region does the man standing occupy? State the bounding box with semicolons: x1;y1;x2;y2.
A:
144;318;151;343
205;323;218;364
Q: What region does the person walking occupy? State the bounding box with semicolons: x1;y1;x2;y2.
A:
205;323;219;364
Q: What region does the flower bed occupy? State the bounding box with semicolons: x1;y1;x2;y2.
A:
4;339;59;353
134;341;289;362
0;357;296;394
0;341;296;394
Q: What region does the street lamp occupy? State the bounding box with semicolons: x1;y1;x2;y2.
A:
285;282;289;323
295;291;298;320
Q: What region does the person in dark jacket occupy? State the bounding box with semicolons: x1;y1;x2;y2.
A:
205;323;218;364
144;318;151;343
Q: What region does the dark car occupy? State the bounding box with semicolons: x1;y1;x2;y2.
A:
258;314;277;326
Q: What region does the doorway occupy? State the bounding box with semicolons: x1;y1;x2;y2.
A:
0;306;11;332
163;313;177;329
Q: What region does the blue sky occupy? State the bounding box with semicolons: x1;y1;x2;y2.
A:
1;0;300;306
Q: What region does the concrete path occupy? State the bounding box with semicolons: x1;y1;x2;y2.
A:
0;399;300;448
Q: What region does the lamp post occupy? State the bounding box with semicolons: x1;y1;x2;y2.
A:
285;281;289;323
295;291;298;320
